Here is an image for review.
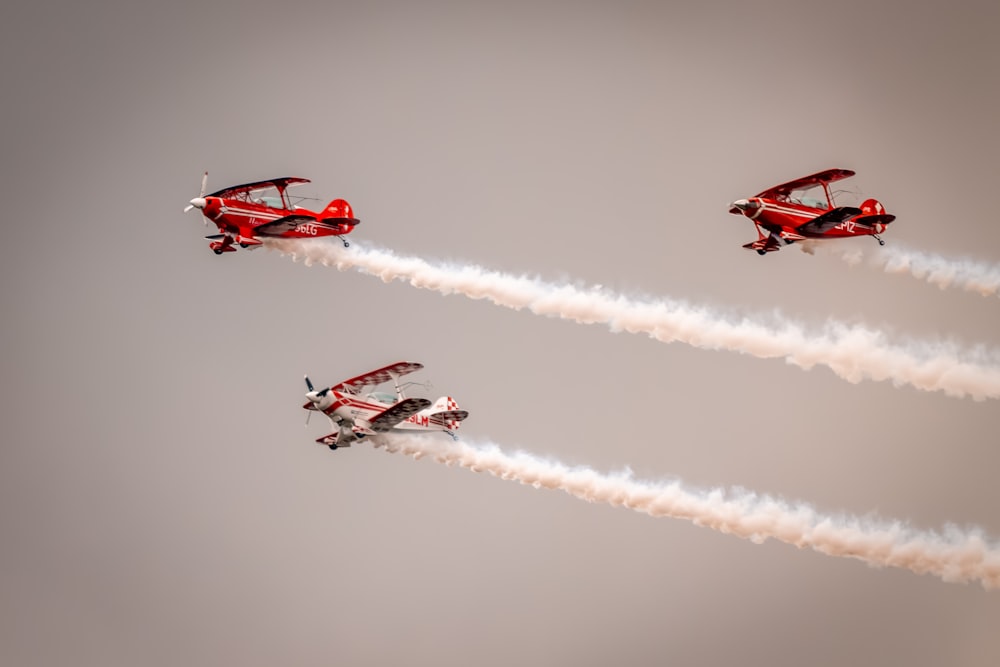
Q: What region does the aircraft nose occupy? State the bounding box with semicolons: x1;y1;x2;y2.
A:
728;198;759;215
305;387;330;404
183;197;207;213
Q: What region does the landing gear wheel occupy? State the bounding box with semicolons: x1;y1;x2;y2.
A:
213;249;223;255
342;239;350;248
757;249;766;256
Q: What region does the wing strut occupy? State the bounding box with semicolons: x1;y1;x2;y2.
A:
390;370;405;401
822;180;834;209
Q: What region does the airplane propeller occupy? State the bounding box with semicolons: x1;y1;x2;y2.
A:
183;171;210;226
304;375;332;426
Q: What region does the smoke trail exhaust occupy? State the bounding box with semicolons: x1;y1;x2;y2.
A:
267;239;1000;400
372;433;1000;589
801;242;1000;297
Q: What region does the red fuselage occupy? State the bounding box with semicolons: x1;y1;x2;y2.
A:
733;197;888;242
201;196;357;242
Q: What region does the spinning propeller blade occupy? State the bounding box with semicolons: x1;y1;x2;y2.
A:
304;375;332;425
183;172;211;226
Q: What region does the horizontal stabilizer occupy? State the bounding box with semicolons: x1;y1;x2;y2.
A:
855;213;896;227
430;409;469;424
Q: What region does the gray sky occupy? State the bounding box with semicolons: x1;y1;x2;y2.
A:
3;1;999;665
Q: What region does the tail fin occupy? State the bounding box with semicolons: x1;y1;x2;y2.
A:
428;396;469;431
858;198;895;230
321;198;360;224
860;198;886;216
430;396;458;413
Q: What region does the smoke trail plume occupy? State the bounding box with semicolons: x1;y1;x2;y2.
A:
372;433;1000;589
267;239;1000;400
801;242;1000;297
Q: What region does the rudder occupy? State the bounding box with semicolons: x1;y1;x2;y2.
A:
321;198;360;224
429;396;468;431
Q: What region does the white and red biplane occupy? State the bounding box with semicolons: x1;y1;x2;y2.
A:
303;361;469;451
183;173;359;255
729;168;895;255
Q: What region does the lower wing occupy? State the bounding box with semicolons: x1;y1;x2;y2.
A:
370;398;433;432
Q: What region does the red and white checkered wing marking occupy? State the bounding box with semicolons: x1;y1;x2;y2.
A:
334;361;424;392
370;397;433;432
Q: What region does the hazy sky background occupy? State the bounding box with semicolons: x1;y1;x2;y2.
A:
3;1;999;665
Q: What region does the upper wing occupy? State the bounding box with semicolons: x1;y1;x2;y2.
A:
370;397;433;432
334;361;425;392
795;206;863;234
253;214;315;236
207;176;310;199
755;168;855;200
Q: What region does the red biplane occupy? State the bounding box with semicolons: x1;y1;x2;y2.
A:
729;168;895;255
183;173;359;255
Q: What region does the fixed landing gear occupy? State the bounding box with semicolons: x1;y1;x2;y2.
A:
873;234;885;246
341;238;350;248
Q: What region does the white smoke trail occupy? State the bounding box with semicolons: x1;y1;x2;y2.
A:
267;238;1000;400
801;242;1000;297
372;433;1000;589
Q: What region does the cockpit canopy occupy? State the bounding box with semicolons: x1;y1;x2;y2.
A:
245;184;285;208
780;184;830;210
368;392;398;405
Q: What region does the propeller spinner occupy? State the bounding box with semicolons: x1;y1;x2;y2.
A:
304;375;331;403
